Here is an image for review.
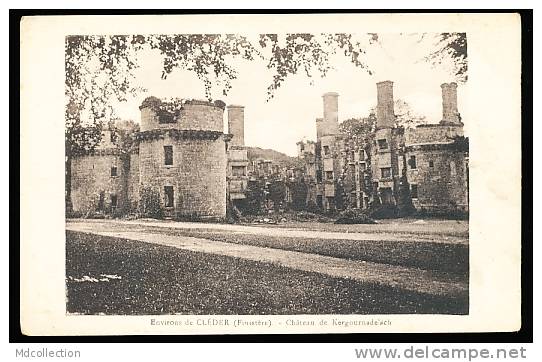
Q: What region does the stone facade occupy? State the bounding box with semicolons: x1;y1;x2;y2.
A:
226;105;249;204
71;151;127;214
139;98;225;132
137;133;227;219
70;97;246;220
127;152;140;208
309;93;343;210
296;140;318;205
250;158;276;179
401;82;468;213
297;81;469;215
403;147;468;212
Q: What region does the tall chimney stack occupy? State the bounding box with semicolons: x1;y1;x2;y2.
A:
227;105;245;146
441;82;460;124
376;81;395;129
322;92;339;136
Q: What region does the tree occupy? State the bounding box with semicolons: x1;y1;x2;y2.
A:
64;33;378;210
423;32;467;83
394;99;427;129
139;186;163;219
112;119;140;155
339;113;377;140
397;153;416;216
65;35;144;211
258;33;376;98
245;179;265;215
289;179;308;211
367;99;427;129
338;115;376;210
334;180;346;211
268;180;287;211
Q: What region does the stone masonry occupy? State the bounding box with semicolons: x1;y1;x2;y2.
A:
226;105;249;205
297;81;469;214
70;97;248;220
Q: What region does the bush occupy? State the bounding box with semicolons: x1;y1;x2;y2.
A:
293;211;316;221
139;186;163;219
232;205;243;219
305;200;321;214
111;207;124;219
225;203;243;224
66;209;83;218
369;204;398;219
244;180;265;215
83;211;106;219
290;181;308;211
416;207;469;220
334;209;377;224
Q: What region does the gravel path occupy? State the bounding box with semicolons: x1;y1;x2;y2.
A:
67;218;468;244
66;221;468;298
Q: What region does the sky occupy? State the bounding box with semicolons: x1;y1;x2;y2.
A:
113;33;468;156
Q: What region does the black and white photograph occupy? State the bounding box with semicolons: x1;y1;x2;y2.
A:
64;30;470;317
18;12;524;336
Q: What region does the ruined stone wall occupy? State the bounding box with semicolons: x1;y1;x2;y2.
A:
138;135;227;218
405;148;468;212
227;146;248;200
318;134;340;206
403;124;468;212
180;102;224;131
297;140;317;159
138;97;228;218
306;184;317;205
71;153;126;213
371;128;393;182
305;142;316;155
369;127;405;206
337;133;371;209
296;81;468;214
228;148;247;162
140;100;224;132
405;124;463;145
304;159;316;181
302;153;318;205
390;128;405;196
127;152;140;210
140;107;160;132
315;118;324;139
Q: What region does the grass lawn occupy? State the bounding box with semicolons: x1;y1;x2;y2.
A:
252;218;469;237
145;226;468;278
66;231;468;315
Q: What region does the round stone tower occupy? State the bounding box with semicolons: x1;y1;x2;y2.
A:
137;97;228;219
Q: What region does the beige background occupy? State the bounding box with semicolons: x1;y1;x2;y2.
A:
20;13;522;335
